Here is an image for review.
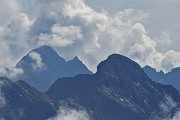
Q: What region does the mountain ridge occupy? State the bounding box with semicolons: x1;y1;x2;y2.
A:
143;65;180;91
47;54;180;120
0;77;59;120
0;54;180;120
15;45;92;91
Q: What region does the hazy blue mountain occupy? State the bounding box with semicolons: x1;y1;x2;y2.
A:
143;65;180;91
16;45;92;92
46;54;180;120
0;77;59;120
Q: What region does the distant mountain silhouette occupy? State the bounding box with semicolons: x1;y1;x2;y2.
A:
143;65;180;91
0;77;59;120
47;54;180;120
16;45;92;91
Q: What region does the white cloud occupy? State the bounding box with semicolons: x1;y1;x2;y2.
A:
2;13;34;51
55;0;179;72
159;96;177;118
38;24;83;47
0;0;179;75
0;13;33;78
155;31;172;53
0;67;24;80
0;13;34;77
172;112;180;120
150;96;180;120
28;51;44;70
47;107;91;120
55;0;152;71
161;50;180;72
86;0;180;51
0;0;20;25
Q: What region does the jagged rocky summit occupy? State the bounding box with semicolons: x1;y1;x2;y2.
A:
16;45;92;91
143;65;180;91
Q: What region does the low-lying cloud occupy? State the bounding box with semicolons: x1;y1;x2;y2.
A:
0;67;24;80
150;96;180;120
48;107;91;120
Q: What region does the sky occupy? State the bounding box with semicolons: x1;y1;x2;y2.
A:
0;0;180;78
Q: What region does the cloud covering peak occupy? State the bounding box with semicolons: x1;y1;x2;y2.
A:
28;51;45;70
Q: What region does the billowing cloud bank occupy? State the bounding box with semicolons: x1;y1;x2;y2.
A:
0;0;180;77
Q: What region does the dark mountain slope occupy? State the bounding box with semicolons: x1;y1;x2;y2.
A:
0;77;58;120
47;54;180;120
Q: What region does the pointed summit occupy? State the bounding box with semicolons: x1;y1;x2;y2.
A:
68;56;82;64
31;45;66;62
17;45;66;69
72;56;81;62
73;56;79;60
33;45;54;52
15;46;92;92
67;56;93;76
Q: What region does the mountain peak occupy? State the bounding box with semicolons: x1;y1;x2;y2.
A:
47;54;180;120
107;54;130;60
143;65;165;74
97;54;147;81
67;56;93;76
17;45;66;67
32;45;66;62
33;45;54;52
97;54;140;72
69;56;82;63
73;56;80;61
15;46;92;91
31;45;66;61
